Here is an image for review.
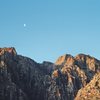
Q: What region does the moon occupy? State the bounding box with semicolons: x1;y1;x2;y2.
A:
24;24;26;27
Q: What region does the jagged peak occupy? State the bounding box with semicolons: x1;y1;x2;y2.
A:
55;54;74;65
55;53;100;73
0;47;17;55
75;53;92;60
0;48;100;100
75;53;99;61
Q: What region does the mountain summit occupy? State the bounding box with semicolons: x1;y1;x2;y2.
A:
0;47;100;100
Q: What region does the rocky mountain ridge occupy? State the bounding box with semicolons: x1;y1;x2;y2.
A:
0;47;100;100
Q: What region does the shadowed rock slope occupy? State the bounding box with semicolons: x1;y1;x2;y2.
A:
0;47;100;100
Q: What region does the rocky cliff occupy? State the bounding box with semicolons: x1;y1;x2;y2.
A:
0;47;100;100
75;72;100;100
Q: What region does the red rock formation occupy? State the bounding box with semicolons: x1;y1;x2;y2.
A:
0;47;17;56
55;54;75;66
53;54;100;99
75;54;100;72
75;72;100;100
0;47;100;100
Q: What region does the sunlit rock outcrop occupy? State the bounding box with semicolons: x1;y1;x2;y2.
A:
75;72;100;100
0;47;100;100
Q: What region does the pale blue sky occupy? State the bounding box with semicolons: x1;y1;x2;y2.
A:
0;0;100;62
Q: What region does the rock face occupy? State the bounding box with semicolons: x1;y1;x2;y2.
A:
75;72;100;100
0;47;100;100
0;47;48;100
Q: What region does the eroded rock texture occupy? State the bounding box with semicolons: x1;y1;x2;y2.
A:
75;72;100;100
0;47;100;100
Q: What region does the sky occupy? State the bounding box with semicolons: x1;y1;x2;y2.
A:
0;0;100;63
